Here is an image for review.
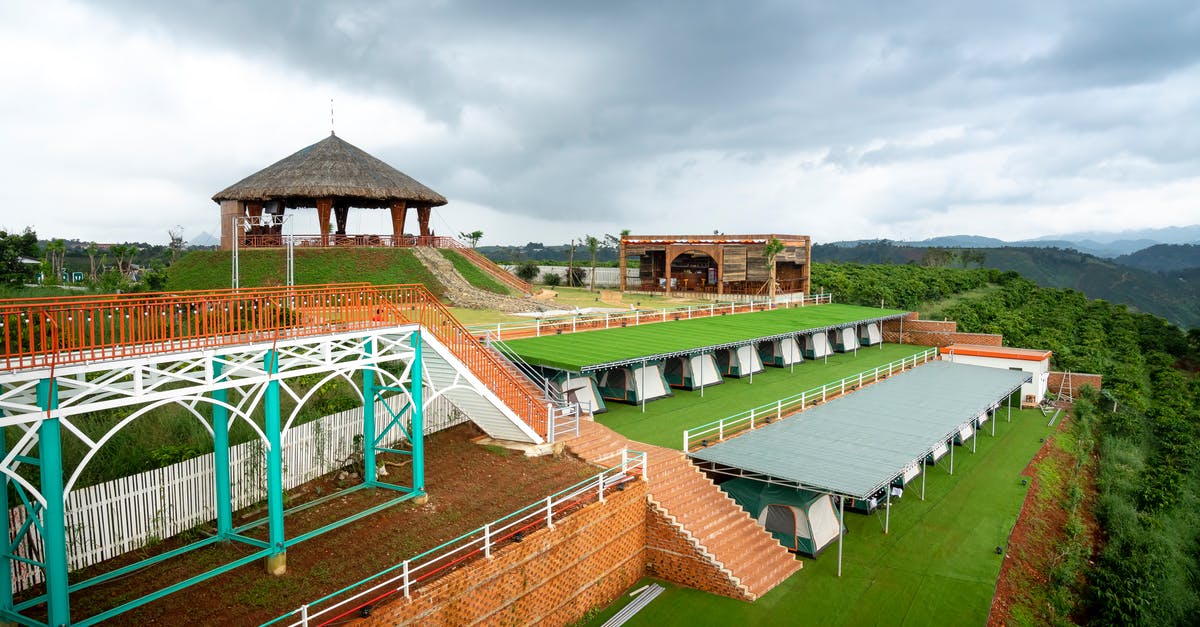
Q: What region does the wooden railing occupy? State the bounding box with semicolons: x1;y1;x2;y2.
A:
1;283;550;436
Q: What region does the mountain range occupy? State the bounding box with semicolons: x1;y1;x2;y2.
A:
828;224;1200;258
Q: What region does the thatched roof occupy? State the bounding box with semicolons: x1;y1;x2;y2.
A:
212;134;447;208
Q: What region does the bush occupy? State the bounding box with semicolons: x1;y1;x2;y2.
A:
515;261;540;282
542;272;561;287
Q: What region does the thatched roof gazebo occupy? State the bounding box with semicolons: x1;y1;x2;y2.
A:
213;133;447;249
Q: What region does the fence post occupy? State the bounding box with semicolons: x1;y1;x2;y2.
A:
599;474;606;503
546;496;555;530
536;319;540;337
682;430;689;451
605;313;609;329
547;404;555;444
300;604;309;627
484;524;492;558
801;391;806;408
719;420;725;441
777;399;782;420
402;560;411;598
822;386;827;403
750;409;755;430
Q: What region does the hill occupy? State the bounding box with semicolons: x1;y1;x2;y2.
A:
824;224;1200;257
167;249;444;296
1113;243;1200;273
813;243;1200;329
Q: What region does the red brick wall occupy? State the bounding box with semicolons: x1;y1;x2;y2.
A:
643;502;747;600
881;319;1004;347
1048;371;1103;397
362;481;648;626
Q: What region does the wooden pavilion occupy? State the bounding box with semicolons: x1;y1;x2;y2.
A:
620;234;811;298
212;133;447;250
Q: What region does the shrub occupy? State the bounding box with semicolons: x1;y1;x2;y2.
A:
542;272;561;287
515;261;540;282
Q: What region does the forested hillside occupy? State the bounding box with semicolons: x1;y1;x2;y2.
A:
813;243;1200;329
814;261;1200;624
1113;243;1200;273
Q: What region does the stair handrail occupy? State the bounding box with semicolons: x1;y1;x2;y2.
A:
487;335;568;406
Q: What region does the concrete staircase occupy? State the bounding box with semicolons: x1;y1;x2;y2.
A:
565;420;801;600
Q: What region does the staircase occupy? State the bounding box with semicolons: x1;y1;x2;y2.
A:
565;420;802;601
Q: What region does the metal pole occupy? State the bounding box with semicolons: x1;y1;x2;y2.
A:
972;422;977;453
1007;393;1012;422
921;456;927;501
641;361;646;413
412;331;425;494
885;484;891;534
0;399;10;619
231;216;239;290
950;436;955;475
212;359;233;538
363;338;377;484
264;350;286;574
837;495;845;577
37;378;71;625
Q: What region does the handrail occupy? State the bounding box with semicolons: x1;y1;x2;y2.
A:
488;336;565;405
261;450;647;627
2;283;554;437
465;293;834;341
682;348;939;451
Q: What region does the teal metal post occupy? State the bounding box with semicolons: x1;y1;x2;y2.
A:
411;332;425;494
211;360;233;538
362;339;377;485
36;378;70;625
0;399;11;618
263;351;286;575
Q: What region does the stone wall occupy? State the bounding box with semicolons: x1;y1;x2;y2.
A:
362;481;648;626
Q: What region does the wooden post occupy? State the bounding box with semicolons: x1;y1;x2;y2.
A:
316;198;333;247
619;239;627;292
219;200;244;251
390;200;407;245
716;246;725;296
417;206;432;237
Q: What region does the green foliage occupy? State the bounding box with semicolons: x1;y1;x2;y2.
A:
0;227;40;286
543;272;562;287
438;249;511;295
515;261;540;282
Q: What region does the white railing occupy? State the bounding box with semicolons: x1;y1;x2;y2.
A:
6;395;466;592
682;348;938;451
264;449;648;627
547;401;588;443
466;293;834;340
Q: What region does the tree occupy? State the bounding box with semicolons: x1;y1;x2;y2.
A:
45;239;66;284
763;237;785;298
515;261;540;282
168;226;187;263
85;242;101;282
460;230;484;248
585;235;601;291
566;239;578;287
0;228;39;286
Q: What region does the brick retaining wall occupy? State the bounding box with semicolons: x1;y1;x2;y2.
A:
881;319;1003;347
644;502;747;600
362;481;648;626
1048;371;1103;398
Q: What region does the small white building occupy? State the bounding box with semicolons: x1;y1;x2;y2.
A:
940;344;1052;406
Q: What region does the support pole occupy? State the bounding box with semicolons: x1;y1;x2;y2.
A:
972;423;977;453
950;436;955;475
640;361;646;413
211;360;233;539
992;411;996;437
921;456;927;501
37;378;70;626
363;338;377;485
885;483;891;534
1007;393;1012;422
264;350;286;575
411;331;426;497
837;495;845;577
0;392;12;619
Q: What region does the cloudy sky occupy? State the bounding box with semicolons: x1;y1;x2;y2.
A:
2;1;1199;247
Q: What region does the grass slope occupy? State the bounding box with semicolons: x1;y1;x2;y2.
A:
503;304;907;371
438;249;512;295
590;408;1052;626
599;343;928;448
167;249;444;297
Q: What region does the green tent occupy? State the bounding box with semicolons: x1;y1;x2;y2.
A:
596;362;672;404
719;478;844;557
549;371;607;414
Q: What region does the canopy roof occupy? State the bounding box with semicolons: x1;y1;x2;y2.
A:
689;361;1030;499
941;344;1052;362
212;134;447;208
502;304;907;372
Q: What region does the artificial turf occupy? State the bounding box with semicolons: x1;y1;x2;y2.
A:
586;408;1052;626
597;343;930;449
502;303;908;371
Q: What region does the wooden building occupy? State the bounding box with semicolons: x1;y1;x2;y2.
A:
212;133;447;250
619;234;811;298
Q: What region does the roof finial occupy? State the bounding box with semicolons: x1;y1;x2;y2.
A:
330;98;336;136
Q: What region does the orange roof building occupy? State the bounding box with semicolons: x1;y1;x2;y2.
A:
941;344;1052;406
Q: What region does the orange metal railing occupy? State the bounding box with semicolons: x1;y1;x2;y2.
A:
1;283;548;435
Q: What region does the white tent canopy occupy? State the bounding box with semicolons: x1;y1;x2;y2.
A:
800;332;833;359
597;363;671;404
858;322;882;346
715;345;764;378
664;353;723;390
832;327;860;352
558;374;605;414
759;337;804;367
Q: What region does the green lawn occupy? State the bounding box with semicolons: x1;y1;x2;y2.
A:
599;343;930;449
439;249;512;295
504;304;908;371
166;249;444;296
587;408;1051;626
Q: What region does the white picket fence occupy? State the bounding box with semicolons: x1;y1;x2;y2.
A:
7;394;466;592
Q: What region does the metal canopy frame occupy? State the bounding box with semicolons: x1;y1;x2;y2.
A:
576;313;908;373
0;327;428;626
